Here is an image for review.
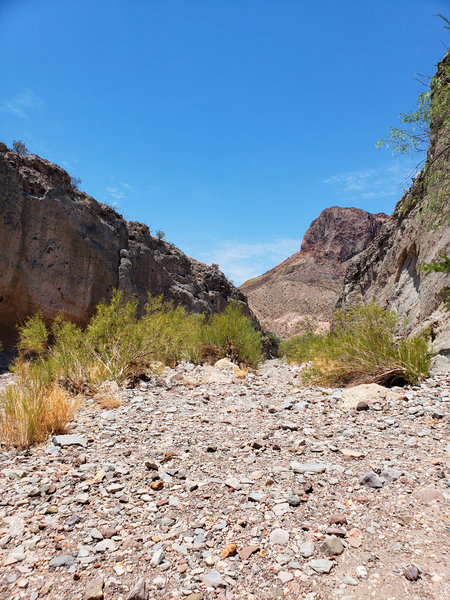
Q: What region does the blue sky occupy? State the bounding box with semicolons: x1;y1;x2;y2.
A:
0;0;448;284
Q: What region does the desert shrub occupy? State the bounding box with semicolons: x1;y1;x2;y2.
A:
12;139;29;157
156;229;166;241
70;176;82;190
280;331;325;364
300;303;430;386
0;360;80;448
200;302;263;367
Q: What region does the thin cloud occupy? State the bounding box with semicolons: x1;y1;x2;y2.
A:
0;90;43;119
106;187;126;200
198;238;299;285
322;163;413;200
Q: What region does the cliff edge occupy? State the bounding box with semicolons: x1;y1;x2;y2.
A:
337;51;450;368
0;146;253;345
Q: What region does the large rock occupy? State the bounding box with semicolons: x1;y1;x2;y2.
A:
241;207;388;337
0;149;255;344
338;51;450;362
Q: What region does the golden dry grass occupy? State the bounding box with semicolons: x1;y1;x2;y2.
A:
0;367;81;448
93;391;122;409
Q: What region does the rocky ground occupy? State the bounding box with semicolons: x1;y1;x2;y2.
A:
0;358;449;600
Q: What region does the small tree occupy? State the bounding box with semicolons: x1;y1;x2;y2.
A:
156;229;166;241
376;90;431;158
12;140;29;157
70;176;82;190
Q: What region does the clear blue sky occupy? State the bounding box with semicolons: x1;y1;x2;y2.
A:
1;0;448;284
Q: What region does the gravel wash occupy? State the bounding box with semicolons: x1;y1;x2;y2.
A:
0;360;449;600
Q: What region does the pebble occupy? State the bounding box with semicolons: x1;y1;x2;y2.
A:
290;461;327;474
269;528;290;545
404;565;420;581
300;541;315;558
84;577;104;600
321;535;345;556
309;559;334;574
202;569;226;588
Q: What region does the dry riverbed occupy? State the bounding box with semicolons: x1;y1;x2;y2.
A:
0;359;449;600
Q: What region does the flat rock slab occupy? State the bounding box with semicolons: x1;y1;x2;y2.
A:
341;383;401;409
290;461;327;474
52;434;88;447
49;554;77;568
413;487;445;503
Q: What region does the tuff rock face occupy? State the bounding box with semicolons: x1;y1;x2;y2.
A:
241;207;388;337
337;51;450;368
0;146;253;345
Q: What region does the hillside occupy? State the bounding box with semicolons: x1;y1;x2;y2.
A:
241;207;388;337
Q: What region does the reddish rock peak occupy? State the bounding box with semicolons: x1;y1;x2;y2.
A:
300;206;389;264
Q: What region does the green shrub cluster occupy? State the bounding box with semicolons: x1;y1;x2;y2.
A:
17;291;262;390
280;303;430;387
1;292;262;447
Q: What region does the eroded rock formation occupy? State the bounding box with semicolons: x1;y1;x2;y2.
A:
338;52;450;368
241;207;388;337
0;145;253;345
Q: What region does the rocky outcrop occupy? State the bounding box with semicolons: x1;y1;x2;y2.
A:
0;146;253;345
241;207;388;337
338;52;450;367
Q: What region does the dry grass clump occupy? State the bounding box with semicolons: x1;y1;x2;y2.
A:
93;380;122;409
0;361;80;448
280;303;430;387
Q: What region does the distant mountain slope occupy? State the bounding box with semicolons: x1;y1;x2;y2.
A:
0;145;255;345
241;207;388;337
338;51;450;369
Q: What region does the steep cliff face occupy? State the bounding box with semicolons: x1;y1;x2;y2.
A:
338;52;450;367
241;207;388;337
0;146;253;345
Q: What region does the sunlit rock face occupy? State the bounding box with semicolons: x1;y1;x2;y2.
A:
338;52;450;367
0;145;254;345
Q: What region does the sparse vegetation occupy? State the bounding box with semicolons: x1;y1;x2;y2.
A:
420;254;450;310
156;229;166;241
70;176;82;190
0;292;262;446
12;139;29;157
281;303;430;387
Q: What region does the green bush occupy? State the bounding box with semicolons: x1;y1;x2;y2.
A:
281;303;430;386
15;292;262;391
279;332;325;364
200;302;263;367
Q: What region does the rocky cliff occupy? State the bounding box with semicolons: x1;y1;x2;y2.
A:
241;207;388;337
338;52;450;369
0;146;253;345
